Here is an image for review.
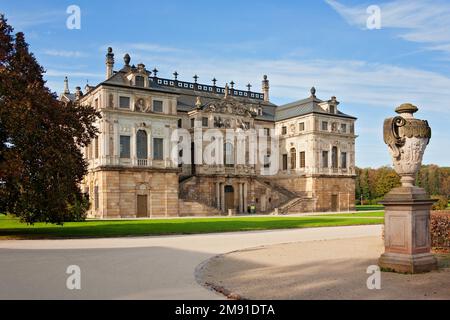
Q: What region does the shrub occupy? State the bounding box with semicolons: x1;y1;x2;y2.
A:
431;211;450;249
431;195;448;211
66;194;90;222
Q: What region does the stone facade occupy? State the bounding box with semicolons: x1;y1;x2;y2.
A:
61;48;357;218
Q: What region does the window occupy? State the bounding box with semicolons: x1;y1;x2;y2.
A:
190;118;195;128
120;135;130;158
264;128;270;136
299;122;305;131
329;105;335;114
136;130;148;159
322;121;328;131
341;123;347;133
177;119;182;128
282;154;288;171
94;98;99;108
119;96;130;109
332;146;338;169
153;100;163;113
322;151;329;168
299;151;306;168
282;126;287;135
290;148;296;169
153;138;164;160
202;117;209;127
224;142;234;167
341;152;347;169
135;76;144;87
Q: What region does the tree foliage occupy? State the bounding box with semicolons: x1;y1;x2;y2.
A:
0;16;100;224
356;164;450;204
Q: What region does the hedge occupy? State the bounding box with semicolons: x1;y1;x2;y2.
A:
431;211;450;249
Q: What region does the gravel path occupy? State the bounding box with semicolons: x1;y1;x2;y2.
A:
197;236;450;300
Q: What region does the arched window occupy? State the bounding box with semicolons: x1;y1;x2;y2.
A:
332;146;338;169
290;148;296;169
136;130;148;159
224;142;234;167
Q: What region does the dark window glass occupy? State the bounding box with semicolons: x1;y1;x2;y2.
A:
290;148;296;169
341;152;347;169
282;126;287;135
341;123;347;133
120;136;130;158
282;154;288;171
119;96;130;109
224;142;234;167
202;117;209;127
322;151;329;168
135;76;144;87
300;151;306;168
322;121;328;131
136;130;148;159
177;119;182;128
191;118;195;128
153;100;163;112
153;138;164;160
299;122;305;131
332;146;338;169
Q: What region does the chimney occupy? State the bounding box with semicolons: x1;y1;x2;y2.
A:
262;75;269;102
63;76;70;94
105;47;114;79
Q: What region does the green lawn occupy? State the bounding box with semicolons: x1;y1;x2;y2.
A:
320;212;385;218
356;204;384;211
0;213;384;240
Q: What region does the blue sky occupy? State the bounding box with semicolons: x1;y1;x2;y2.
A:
2;0;450;168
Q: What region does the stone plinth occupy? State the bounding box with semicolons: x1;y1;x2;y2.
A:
379;186;437;273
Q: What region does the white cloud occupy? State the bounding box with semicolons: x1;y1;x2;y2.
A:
326;0;450;52
43;50;87;58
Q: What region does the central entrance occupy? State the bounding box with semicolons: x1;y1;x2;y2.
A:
224;185;235;211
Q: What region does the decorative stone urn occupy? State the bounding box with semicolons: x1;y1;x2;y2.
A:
379;103;437;273
383;103;431;187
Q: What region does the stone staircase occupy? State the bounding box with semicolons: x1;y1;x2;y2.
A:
178;199;223;217
179;176;224;216
256;177;311;215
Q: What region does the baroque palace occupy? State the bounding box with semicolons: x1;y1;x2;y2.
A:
60;48;357;218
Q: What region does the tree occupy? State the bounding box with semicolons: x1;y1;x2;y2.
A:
0;16;100;224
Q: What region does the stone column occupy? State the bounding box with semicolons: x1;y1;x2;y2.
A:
379;103;437;273
216;182;220;209
220;183;225;212
243;182;248;213
239;183;243;213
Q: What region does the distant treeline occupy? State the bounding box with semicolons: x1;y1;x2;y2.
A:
355;165;450;204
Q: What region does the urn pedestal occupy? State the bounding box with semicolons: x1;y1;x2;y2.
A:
379;103;437;273
379;187;437;273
